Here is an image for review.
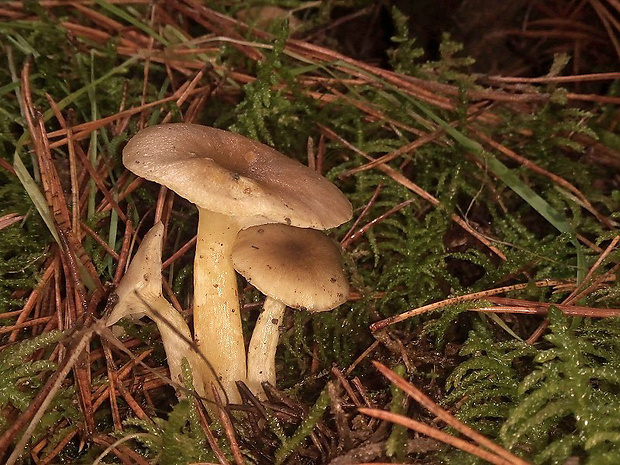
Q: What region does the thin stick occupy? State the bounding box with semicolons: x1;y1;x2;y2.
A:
566;263;620;306
564;236;620;304
473;129;615;228
359;408;514;465
102;340;123;431
371;279;568;331
92;350;153;411
341;199;416;248
485;72;620;83
162;235;197;269
345;340;380;375
211;387;245;465
9;263;55;342
342;126;447;177
0;316;55;335
46;87;210;144
39;428;77;465
91;433;150;465
0;213;24;230
91;433;152;465
194;399;231;465
372;361;529;465
318;124;506;260
80;222;120;261
114;219;133;285
526;320;550;345
331;367;363;407
340;185;382;248
527;237;620;343
473;302;620;318
3;321;101;465
161;66;209;123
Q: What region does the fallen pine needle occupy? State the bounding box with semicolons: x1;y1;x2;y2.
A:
371;361;530;465
358;408;517;465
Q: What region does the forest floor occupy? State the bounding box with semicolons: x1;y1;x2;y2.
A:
1;1;619;464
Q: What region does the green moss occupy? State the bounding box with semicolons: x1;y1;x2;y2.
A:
122;399;218;464
0;330;79;433
445;309;620;464
1;2;619;463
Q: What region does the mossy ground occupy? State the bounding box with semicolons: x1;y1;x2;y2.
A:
0;1;619;464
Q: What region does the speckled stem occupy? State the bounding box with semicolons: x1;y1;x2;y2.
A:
246;297;285;399
194;209;245;403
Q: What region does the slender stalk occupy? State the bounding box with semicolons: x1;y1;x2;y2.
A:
246;298;285;398
194;209;245;403
140;290;206;398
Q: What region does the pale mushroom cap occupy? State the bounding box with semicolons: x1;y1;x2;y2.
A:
106;222;164;326
122;124;352;229
232;224;349;312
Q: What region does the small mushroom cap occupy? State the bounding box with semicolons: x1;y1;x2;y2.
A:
232;224;349;312
106;222;164;326
123;124;352;229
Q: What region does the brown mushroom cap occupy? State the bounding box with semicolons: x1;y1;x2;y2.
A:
231;224;349;312
123;123;352;229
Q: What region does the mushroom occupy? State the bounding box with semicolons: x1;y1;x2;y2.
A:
106;222;206;398
106;222;164;327
122;123;352;402
231;223;349;397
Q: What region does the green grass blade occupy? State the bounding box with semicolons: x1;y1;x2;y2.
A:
485;313;524;341
408;99;586;281
41;55;139;122
93;0;169;46
13;154;60;246
87;51;99;220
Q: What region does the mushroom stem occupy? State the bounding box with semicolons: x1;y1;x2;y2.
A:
194;208;245;402
138;289;206;398
246;297;285;398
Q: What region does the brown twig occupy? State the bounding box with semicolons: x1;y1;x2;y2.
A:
370;278;570;331
527;236;620;343
38;428;77;465
8;262;55;342
485;71;620;83
341;199;416;249
371;361;529;465
102;340;123;431
194;399;231;465
475;297;620;318
92;349;153;411
564;236;620;304
0;213;24;230
91;434;151;465
318;124;506;260
340;185;382;249
0;319;100;464
359;408;515;465
211;387;245;465
162;234;197;269
113;218;134;285
80;222;120;261
473;128;615;228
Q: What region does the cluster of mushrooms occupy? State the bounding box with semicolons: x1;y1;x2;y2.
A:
106;124;352;403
